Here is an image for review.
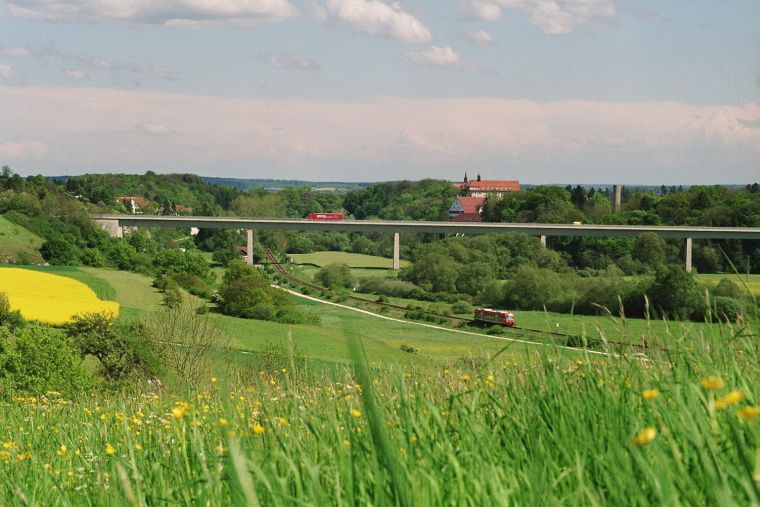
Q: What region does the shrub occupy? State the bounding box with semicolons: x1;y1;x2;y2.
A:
0;292;24;329
64;312;153;381
451;300;473;315
170;272;214;298
0;325;95;395
400;344;419;354
314;263;354;289
40;238;78;265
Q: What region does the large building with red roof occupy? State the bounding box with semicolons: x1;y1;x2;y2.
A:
448;174;520;221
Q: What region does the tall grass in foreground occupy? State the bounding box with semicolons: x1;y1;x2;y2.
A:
0;320;758;505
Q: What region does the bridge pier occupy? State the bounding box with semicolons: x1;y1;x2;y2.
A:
685;237;692;273
393;232;400;270
95;219;123;239
540;235;547;248
246;229;254;266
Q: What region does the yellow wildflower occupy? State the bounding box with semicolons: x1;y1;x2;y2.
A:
2;442;15;449
56;445;67;456
171;406;187;419
350;409;362;418
105;444;115;456
715;390;746;410
632;427;657;447
460;374;471;382
253;423;265;435
0;451;10;459
211;377;218;384
737;406;760;422
134;444;142;451
218;418;229;426
278;417;289;426
642;389;660;401
342;439;350;449
700;376;725;391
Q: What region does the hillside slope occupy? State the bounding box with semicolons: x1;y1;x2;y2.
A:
0;214;44;264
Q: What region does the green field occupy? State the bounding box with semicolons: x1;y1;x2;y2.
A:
289;251;410;269
0;215;44;264
0;320;757;505
697;273;760;295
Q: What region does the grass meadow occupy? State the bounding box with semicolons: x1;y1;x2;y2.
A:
289;251;410;270
0;321;758;505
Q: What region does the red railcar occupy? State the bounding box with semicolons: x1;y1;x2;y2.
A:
474;308;516;327
306;213;344;220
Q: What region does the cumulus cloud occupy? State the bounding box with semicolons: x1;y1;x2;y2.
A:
325;0;432;43
465;30;494;45
0;64;23;85
265;53;319;70
1;47;30;57
134;122;176;137
403;46;460;67
0;139;48;160
4;0;299;27
461;0;616;34
0;87;757;182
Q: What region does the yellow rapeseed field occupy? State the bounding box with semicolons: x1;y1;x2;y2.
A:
0;268;118;324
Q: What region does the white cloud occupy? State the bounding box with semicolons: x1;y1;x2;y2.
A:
266;53;319;70
325;0;432;43
0;64;23;85
460;1;502;21
465;30;494;45
134;122;175;137
0;87;757;182
461;0;616;34
64;68;89;80
5;0;299;27
0;139;48;161
1;47;30;57
403;46;460;67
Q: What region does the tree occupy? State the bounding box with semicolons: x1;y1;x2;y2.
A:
649;265;702;319
632;233;667;268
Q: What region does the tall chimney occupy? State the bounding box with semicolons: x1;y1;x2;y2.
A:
613;184;622;213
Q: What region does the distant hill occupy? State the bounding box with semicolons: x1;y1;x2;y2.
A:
202;177;371;192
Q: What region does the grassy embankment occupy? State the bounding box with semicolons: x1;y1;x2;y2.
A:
0;215;44;264
0;318;757;505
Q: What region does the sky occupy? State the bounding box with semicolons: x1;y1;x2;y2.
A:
0;0;759;184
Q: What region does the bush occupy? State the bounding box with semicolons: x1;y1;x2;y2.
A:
0;325;95;395
170;272;214;298
40;238;78;265
451;300;473;315
314;263;354;289
0;292;24;329
218;260;313;324
64;312;153;381
400;344;419;354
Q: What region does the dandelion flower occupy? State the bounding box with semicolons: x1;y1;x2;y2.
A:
171;406;187;419
460;375;471;382
737;406;760;422
105;444;115;456
0;451;10;459
632;427;657;447
218;418;229;426
642;389;659;401
715;390;746;410
253;423;265;435
210;377;218;384
350;409;362;418
278;417;288;426
134;444;142;451
700;376;725;391
56;445;67;456
342;439;350;449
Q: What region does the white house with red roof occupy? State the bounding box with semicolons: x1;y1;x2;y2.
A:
448;196;486;221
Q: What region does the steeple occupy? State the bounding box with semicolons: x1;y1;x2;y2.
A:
477;173;481;182
463;172;468;183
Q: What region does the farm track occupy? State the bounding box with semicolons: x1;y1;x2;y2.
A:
262;246;669;355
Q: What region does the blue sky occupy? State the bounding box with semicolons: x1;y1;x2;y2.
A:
0;0;758;183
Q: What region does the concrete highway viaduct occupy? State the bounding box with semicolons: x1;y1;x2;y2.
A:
93;215;760;273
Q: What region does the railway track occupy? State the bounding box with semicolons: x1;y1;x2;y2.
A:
262;246;667;355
